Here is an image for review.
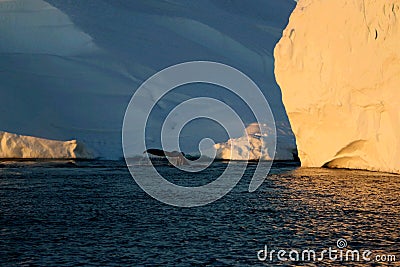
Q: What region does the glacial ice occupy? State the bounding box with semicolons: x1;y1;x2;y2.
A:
0;0;296;159
274;0;400;173
0;131;92;159
214;122;296;161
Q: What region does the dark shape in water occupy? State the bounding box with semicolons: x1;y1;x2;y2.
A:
144;148;189;166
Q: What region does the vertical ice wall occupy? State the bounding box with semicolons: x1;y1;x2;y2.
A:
1;0;296;159
275;0;400;173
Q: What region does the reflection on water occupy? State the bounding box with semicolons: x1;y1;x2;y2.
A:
0;161;398;266
267;168;399;264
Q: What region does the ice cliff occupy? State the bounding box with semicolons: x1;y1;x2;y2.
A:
0;0;296;159
275;0;400;173
0;131;92;159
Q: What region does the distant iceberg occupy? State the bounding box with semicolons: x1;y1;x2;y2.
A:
213;123;296;161
0;131;92;159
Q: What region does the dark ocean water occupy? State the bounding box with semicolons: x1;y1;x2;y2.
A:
0;160;399;266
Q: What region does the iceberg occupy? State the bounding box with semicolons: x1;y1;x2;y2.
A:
0;0;296;159
0;131;92;159
214;122;296;161
274;0;400;173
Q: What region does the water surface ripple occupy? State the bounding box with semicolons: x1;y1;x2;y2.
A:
0;161;399;266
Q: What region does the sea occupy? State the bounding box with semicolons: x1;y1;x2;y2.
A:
0;160;399;266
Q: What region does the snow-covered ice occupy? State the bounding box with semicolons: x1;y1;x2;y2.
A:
214;122;296;160
0;0;296;159
275;0;400;173
0;131;92;159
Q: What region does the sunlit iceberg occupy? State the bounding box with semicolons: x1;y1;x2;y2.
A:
275;0;400;173
0;131;92;159
214;122;296;160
